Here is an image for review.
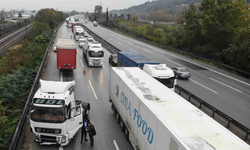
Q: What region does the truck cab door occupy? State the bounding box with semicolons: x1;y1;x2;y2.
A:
66;105;83;139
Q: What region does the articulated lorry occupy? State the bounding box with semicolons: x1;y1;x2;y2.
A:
118;51;176;90
30;80;90;146
56;38;77;70
109;67;250;150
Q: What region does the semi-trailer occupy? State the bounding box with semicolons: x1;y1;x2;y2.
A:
109;67;250;150
118;51;176;90
56;38;77;70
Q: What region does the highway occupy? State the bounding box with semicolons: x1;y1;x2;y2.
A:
21;17;250;150
21;22;133;150
81;18;250;130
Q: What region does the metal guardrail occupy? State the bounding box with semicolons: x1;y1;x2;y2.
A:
79;23;121;54
81;23;250;143
8;21;64;150
175;84;250;141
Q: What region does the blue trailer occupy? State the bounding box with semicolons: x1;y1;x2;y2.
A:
118;51;159;68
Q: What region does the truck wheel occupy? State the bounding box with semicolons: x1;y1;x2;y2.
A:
124;128;129;140
116;113;120;123
120;120;125;131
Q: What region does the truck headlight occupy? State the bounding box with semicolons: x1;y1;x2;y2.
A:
61;135;66;143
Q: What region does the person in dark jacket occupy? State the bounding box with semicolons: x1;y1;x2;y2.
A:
81;117;89;144
87;122;96;148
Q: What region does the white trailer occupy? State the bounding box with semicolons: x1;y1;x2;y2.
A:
109;67;250;150
30;80;90;146
143;64;176;91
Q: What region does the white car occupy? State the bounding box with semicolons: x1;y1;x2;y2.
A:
78;38;87;48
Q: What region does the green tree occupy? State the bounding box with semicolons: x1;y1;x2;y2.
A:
18;12;22;18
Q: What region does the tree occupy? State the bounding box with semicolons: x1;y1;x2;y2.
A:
131;15;138;22
18;12;22;19
106;7;109;23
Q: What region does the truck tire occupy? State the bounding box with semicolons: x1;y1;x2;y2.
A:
120;120;125;131
116;113;120;123
124;127;129;140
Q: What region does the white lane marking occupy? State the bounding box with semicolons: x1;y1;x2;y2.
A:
80;59;84;68
110;38;113;41
128;42;134;45
117;42;123;46
141;48;152;53
89;80;98;99
60;71;63;82
165;59;182;66
113;140;120;150
209;77;243;93
117;37;122;41
59;146;63;150
104;28;250;87
189;79;218;94
130;48;136;52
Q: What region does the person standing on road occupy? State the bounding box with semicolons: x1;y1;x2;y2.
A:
87;122;96;148
81;117;89;144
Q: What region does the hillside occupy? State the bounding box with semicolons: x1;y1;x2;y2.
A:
110;0;200;14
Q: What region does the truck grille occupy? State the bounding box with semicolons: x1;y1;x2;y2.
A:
93;59;100;65
41;135;57;142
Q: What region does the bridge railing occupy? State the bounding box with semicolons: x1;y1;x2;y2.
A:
8;21;64;150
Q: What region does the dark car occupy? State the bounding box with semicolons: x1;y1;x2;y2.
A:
171;67;191;79
109;54;118;66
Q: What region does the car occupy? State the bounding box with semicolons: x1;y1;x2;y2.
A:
171;67;191;79
53;45;57;52
87;37;94;43
109;54;118;66
78;38;87;48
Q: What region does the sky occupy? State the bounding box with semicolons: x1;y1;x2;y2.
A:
0;0;148;12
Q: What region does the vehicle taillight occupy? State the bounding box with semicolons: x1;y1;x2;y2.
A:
180;73;183;75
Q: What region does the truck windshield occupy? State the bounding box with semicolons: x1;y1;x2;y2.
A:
155;77;175;89
76;32;84;36
88;51;104;57
31;106;65;123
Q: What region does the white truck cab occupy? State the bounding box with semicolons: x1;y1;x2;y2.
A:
83;42;104;66
74;26;84;41
30;80;90;146
143;64;176;91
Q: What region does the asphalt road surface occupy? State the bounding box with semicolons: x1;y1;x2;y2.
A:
21;22;133;150
81;18;250;130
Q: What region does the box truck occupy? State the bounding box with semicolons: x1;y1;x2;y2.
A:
56;38;77;70
109;67;250;150
30;80;90;146
118;51;159;69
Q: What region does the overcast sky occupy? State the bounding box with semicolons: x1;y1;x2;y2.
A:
1;0;148;12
